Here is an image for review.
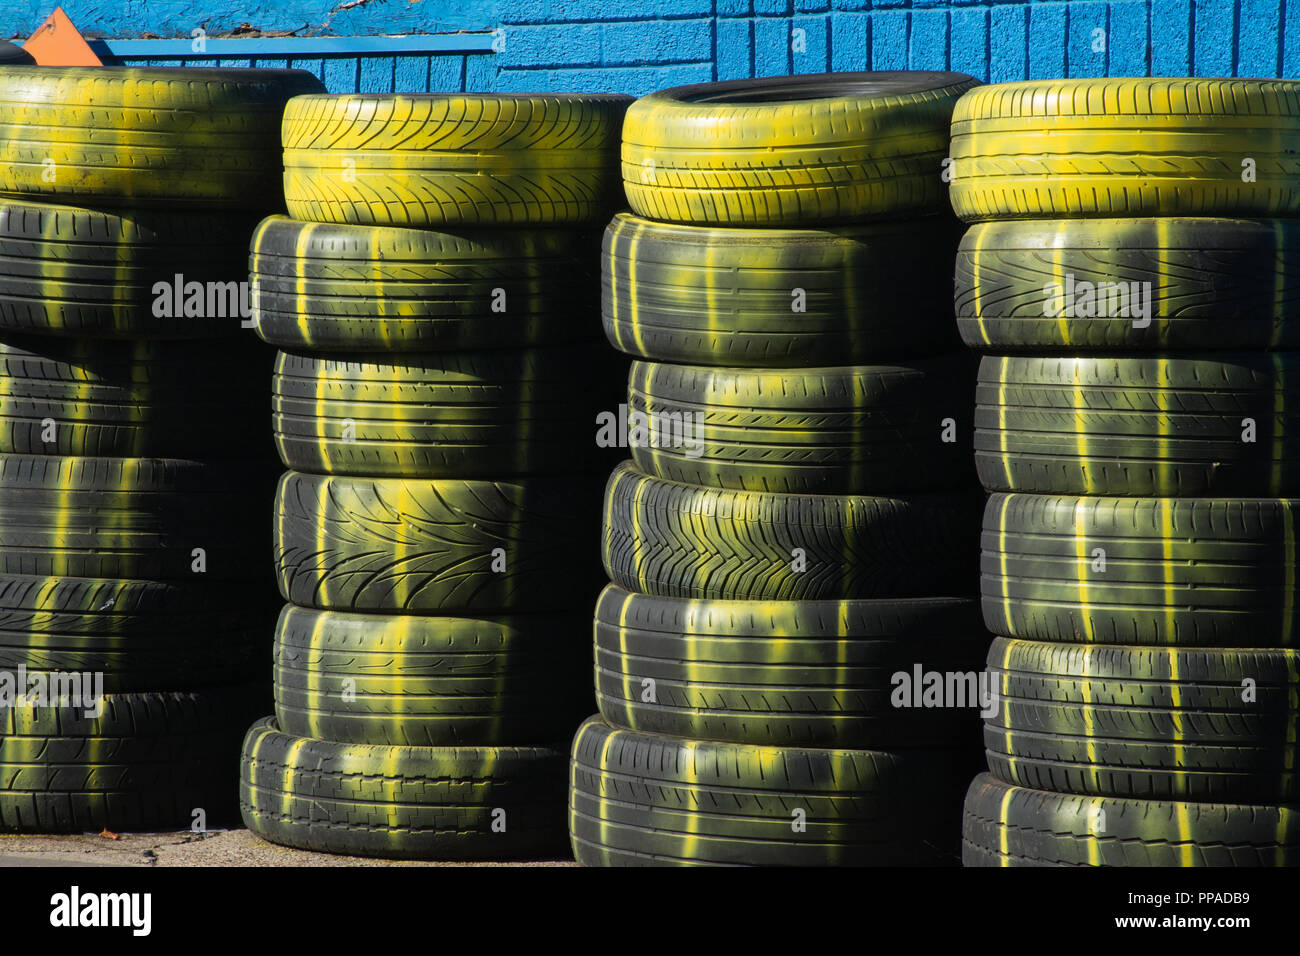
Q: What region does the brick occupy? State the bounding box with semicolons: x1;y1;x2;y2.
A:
754;0;794;13
1286;0;1300;77
394;55;431;93
949;7;988;79
429;54;465;92
464;54;498;91
359;56;395;94
1067;1;1108;77
497;24;601;68
871;10;910;69
324;58;360;95
1150;0;1193;74
504;0;712;25
754;16;793;76
908;9;949;69
1237;0;1282;77
791;14;830;72
496;62;711;95
287;59;326;82
719;0;754;16
1107;0;1150;75
1029;3;1067;79
602;18;712;64
989;4;1028;82
1192;0;1234;74
718;17;755;79
830;10;870;71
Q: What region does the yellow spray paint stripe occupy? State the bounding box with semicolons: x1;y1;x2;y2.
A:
1159;498;1194;865
294;223;317;346
617;590;635;726
1054;223;1071;347
1073;498;1095;643
999;494;1014;634
972;223;990;346
997;782;1014;866
628;219;647;358
999;356;1013;489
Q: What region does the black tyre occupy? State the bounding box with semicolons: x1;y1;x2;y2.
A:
976;353;1300;496
956;218;1300;351
628;355;976;494
602;213;963;365
962;773;1300;866
250;216;599;352
985;637;1300;803
0;200;261;338
570;716;968;866
594;585;988;748
602;462;980;601
0;67;323;208
623;72;979;225
983;492;1300;646
274;470;602;613
0;573;272;693
273;605;591;746
0;456;271;583
282;94;630;227
0;685;265;832
0;333;270;457
240;718;569;860
273;346;618;477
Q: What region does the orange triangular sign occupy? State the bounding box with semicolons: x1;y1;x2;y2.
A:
21;6;103;66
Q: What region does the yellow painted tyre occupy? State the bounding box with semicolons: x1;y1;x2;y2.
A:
272;346;618;477
602;212;963;365
622;71;979;226
0;199;260;338
962;773;1300;866
976;353;1300;496
250;215;598;351
956;218;1300;351
241;718;568;859
570;716;970;865
950;78;1300;221
272;605;590;747
983;637;1300;803
0;455;271;584
628;356;976;494
601;461;981;601
593;585;986;748
282;94;631;226
0;67;323;208
0;685;264;832
982;492;1300;647
274;471;603;613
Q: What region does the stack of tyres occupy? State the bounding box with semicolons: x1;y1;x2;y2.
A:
239;92;631;860
951;77;1300;866
0;66;322;831
572;72;994;866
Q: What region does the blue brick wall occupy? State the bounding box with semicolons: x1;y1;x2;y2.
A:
10;0;1300;94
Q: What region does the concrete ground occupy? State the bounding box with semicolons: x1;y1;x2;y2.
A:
0;828;574;867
